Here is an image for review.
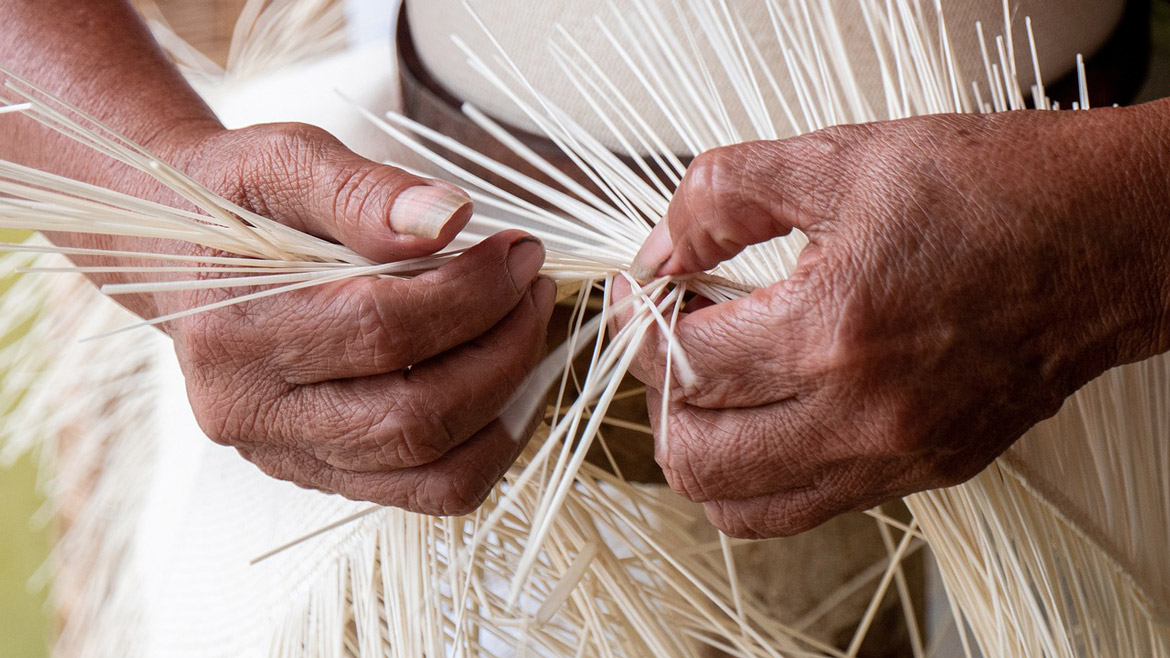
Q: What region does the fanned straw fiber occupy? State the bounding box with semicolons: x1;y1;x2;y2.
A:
0;0;1166;656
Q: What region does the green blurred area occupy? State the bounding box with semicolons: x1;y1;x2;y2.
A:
0;457;51;658
1;228;50;658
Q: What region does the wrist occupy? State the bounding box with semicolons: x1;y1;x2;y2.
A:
29;119;228;328
1009;103;1170;395
142;119;228;182
1125;100;1170;361
1077;100;1170;370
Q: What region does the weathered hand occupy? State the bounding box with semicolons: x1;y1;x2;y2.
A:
618;105;1170;538
78;124;556;515
0;1;554;514
162;125;556;514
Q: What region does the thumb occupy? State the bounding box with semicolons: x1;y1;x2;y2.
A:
630;140;837;282
227;123;473;262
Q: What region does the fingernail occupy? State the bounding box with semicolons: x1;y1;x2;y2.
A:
508;237;546;291
630;222;673;283
387;184;472;239
533;276;557;321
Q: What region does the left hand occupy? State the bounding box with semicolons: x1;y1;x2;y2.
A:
614;105;1170;539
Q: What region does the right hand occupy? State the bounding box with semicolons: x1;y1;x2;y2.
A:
122;123;556;515
617;108;1170;537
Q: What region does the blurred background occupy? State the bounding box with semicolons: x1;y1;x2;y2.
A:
3;1;1170;655
0;1;249;654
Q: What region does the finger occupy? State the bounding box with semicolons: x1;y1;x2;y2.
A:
648;388;847;504
701;461;914;538
281;277;556;472
268;231;546;384
228;123;473;262
630;135;848;282
611;276;815;409
701;488;844;539
682;294;715;314
241;418;530;516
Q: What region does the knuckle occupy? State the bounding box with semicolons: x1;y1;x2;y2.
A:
469;306;545;393
245;450;294;483
451;242;525;313
686;147;737;190
817;294;874;371
629;357;666;392
675;327;755;404
658;427;714;502
336;472;407;509
682;148;739;209
188;391;238;447
706;504;765;540
771;514;821;538
175;308;243;369
259;122;336;154
189;380;268;449
505;321;548;386
661;456;706;503
328;162;382;228
816;334;859;382
246;123;336;206
196;123;342;217
265;290;356;384
782;128;863;216
366;288;421;369
683;148;757;240
708;495;832;540
443;477;493;516
186;133;250;205
627;331;669;391
370;400;451;469
774;497;831;537
807;328;874;403
257;123;321;164
351;288;415;372
176;314;280;448
423;469;494;517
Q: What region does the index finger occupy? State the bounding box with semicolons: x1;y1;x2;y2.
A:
267;230;546;384
630;138;843;282
611;276;814;409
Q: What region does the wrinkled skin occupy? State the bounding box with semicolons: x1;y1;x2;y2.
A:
618;106;1170;539
0;0;553;515
157;127;555;517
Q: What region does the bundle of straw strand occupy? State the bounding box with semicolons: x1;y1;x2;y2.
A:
0;0;1166;656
